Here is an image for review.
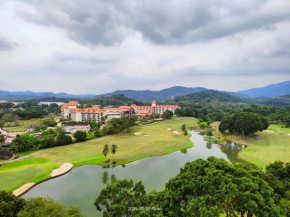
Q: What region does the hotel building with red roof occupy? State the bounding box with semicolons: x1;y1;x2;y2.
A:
61;100;180;122
133;100;181;116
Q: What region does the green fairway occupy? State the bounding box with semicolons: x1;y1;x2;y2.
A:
225;124;290;168
3;126;27;132
0;117;198;192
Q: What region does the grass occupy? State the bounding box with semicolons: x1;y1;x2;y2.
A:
0;117;198;192
220;124;290;169
3;126;27;132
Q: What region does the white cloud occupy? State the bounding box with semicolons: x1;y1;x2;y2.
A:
0;0;289;94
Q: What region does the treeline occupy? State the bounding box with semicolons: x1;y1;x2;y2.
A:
78;94;149;107
94;117;137;137
165;90;290;124
6;128;73;153
174;103;290;125
95;157;290;217
0;102;60;124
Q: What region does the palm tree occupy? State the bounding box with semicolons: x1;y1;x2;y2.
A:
110;144;118;163
0;134;6;150
102;171;109;185
102;144;109;162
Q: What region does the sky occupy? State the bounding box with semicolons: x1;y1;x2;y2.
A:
0;0;290;94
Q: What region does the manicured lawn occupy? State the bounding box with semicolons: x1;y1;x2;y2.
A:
224;124;290;168
0;117;198;192
3;126;27;132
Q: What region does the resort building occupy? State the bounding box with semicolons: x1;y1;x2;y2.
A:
61;100;180;122
131;100;180;115
61;101;77;119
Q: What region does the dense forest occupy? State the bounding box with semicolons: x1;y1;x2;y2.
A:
165;90;290;124
95;157;290;217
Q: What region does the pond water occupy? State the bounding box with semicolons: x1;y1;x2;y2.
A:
22;131;245;217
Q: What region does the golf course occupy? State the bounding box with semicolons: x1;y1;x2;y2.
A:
0;117;198;192
224;124;290;168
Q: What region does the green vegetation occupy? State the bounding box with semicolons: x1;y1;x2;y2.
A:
162;110;173;119
18;197;84;217
73;130;87;142
95;157;289;217
0;117;198;192
166;90;290;126
0;190;26;217
0;191;84;217
78;94;149;107
3;127;27;132
217;123;290;168
219;112;269;136
0;102;60;126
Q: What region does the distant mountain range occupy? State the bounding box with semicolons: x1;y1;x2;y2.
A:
238;81;290;98
0;81;289;102
0;90;96;101
95;86;207;101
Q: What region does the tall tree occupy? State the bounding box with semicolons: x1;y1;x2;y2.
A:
103;144;109;161
110;144;118;163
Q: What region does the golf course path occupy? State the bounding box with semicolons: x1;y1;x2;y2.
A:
50;163;73;177
13;183;35;196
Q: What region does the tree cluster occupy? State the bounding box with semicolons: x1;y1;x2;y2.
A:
101;117;136;136
7;128;73;153
95;157;290;217
0;192;84;217
219;112;269;136
0;103;60;125
162;110;173;119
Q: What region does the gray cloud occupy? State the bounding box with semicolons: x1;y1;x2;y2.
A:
16;0;290;46
0;34;16;50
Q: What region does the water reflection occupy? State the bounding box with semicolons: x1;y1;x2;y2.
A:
23;131;245;217
180;149;187;154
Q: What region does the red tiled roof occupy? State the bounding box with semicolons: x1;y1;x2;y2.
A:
137;110;151;116
61;104;69;111
92;105;100;110
69;101;77;106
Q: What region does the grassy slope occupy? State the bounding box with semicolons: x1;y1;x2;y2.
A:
3;127;27;132
0;117;198;192
223;124;290;168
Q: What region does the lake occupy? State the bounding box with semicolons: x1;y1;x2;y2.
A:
22;131;245;216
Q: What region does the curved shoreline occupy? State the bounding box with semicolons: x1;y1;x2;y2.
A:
13;163;74;196
15;133;193;197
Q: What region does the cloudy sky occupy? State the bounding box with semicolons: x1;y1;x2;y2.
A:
0;0;290;94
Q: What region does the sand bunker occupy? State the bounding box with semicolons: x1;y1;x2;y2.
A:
50;163;73;177
134;132;143;136
264;130;274;133
287;133;290;136
13;183;35;196
167;128;172;131
173;131;181;135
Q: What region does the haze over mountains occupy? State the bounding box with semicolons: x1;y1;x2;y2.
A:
0;81;289;102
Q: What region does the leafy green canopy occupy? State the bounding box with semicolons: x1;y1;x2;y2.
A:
219;112;269;136
95;157;284;217
0;191;26;217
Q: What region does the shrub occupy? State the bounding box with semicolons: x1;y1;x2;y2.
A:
73;130;87;142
